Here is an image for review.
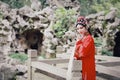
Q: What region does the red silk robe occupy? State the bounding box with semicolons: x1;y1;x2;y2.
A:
74;34;96;80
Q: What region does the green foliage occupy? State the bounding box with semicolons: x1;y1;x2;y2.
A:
110;0;120;4
78;0;95;15
52;8;77;38
0;0;30;8
9;53;28;62
1;0;120;16
0;12;3;19
102;49;113;56
0;0;48;9
39;0;48;8
118;26;120;30
113;2;120;18
94;38;102;47
78;0;120;17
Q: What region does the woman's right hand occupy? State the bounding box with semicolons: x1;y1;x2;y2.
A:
74;57;77;60
77;34;83;41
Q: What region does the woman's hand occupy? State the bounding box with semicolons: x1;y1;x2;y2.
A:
74;57;77;60
76;34;83;41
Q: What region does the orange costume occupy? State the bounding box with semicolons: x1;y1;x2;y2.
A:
74;34;96;80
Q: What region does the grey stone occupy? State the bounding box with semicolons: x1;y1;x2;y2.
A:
71;60;82;71
31;0;42;11
105;7;117;20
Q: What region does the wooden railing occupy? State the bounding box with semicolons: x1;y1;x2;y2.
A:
27;49;120;80
27;49;82;80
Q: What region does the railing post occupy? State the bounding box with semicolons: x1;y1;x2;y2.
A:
67;46;82;80
28;49;37;80
2;72;4;80
71;60;82;80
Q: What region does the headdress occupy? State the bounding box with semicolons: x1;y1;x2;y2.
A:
76;16;88;27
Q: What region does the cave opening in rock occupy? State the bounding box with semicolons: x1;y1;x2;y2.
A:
15;29;44;54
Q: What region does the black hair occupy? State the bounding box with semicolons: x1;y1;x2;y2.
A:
76;23;86;27
88;27;91;35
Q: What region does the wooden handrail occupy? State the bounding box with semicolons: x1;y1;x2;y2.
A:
31;61;67;79
27;49;120;80
38;58;69;64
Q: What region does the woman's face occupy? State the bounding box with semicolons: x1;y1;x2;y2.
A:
76;24;87;35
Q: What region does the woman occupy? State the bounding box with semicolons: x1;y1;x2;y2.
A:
74;16;96;80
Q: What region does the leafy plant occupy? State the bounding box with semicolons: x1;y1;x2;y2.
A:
0;0;29;8
94;38;102;47
0;0;48;9
78;0;120;17
102;49;113;56
0;12;3;19
39;0;48;8
52;8;77;38
9;53;28;62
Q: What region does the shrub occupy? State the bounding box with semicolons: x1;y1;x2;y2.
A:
101;49;113;56
9;53;28;62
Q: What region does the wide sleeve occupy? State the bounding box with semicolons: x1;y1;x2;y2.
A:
77;36;93;59
74;40;82;60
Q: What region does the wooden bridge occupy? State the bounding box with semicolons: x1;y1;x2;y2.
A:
27;49;120;80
